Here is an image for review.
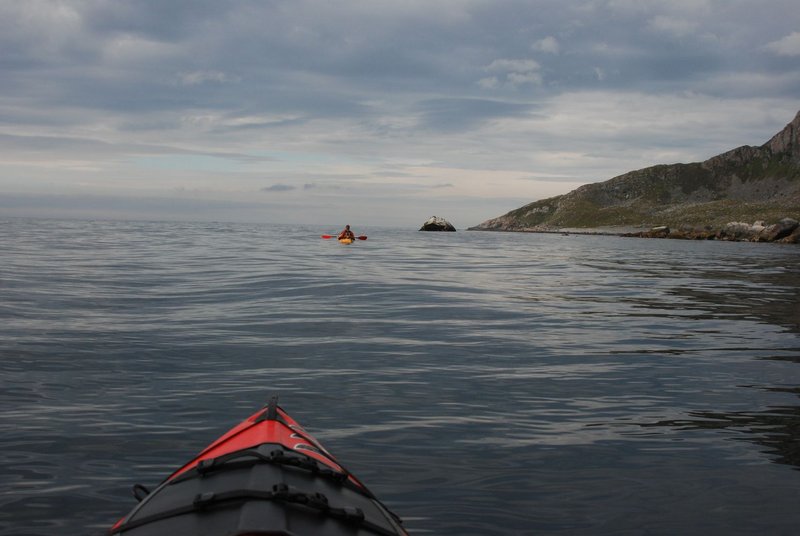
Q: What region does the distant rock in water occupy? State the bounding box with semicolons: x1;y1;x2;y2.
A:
420;216;456;231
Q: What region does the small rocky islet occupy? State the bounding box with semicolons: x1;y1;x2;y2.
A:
419;216;456;231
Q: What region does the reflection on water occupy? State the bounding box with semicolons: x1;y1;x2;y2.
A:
1;220;800;535
640;386;800;470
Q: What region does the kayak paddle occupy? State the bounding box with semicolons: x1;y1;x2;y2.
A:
321;235;368;240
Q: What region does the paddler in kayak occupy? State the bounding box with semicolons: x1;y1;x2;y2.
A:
338;224;355;241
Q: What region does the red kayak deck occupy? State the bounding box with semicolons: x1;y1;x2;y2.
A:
111;398;407;535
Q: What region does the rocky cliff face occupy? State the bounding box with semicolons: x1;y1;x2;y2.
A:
471;111;800;232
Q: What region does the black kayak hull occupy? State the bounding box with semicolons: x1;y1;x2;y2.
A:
111;399;407;535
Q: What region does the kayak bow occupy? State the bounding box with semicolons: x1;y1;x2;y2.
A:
110;398;407;535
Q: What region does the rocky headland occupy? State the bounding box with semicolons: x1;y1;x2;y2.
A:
470;111;800;243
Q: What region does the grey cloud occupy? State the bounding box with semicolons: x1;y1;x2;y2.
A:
765;32;800;57
262;184;295;192
417;98;537;132
5;1;798;121
81;0;230;41
0;132;273;167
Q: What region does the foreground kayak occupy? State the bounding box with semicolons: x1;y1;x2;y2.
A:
111;398;407;535
338;237;354;244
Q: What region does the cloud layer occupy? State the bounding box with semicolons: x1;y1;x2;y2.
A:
1;0;798;226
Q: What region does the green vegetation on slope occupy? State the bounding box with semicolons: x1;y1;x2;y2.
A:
473;112;800;231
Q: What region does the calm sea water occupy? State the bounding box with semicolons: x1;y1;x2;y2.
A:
2;218;800;535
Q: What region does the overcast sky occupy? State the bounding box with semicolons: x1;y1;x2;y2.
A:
1;0;798;227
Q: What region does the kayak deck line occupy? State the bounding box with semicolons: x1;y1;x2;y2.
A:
110;397;407;535
113;475;397;536
169;446;350;487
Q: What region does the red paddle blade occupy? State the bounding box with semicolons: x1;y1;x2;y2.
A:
322;234;365;240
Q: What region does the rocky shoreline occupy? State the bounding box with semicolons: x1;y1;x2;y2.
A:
469;218;800;244
621;218;799;243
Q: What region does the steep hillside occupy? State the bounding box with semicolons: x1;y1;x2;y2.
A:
471;111;800;231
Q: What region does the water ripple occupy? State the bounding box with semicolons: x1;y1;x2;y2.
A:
2;220;800;535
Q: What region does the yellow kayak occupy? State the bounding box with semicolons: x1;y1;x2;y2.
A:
338;237;354;244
